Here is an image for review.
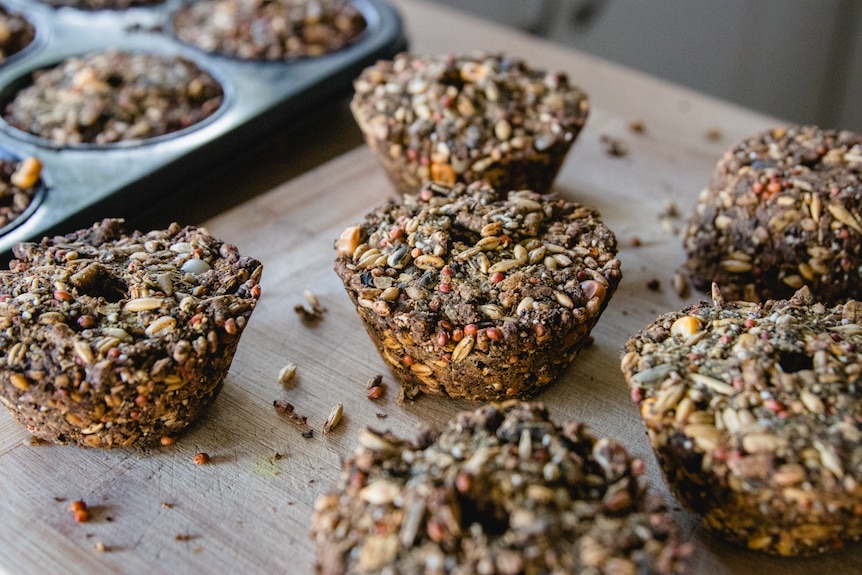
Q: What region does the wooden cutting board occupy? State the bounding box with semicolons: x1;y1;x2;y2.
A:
0;1;859;573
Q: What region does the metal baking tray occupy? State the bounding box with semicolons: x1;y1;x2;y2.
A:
0;0;406;255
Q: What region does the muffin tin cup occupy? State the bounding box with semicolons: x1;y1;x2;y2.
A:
0;0;406;255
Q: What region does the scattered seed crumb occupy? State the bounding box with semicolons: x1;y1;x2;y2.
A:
366;375;386;400
54;496;67;503
294;289;326;325
322;402;343;434
278;363;297;385
273;400;309;426
365;374;383;389
273;452;284;460
23;436;47;446
600;134;628;157
647;278;661;291
69;500;89;523
160;435;176;446
673;272;690;298
175;534;195;542
161;502;175;509
660;200;679;219
94;541;107;553
301;429;314;439
629;119;645;134
706;127;722;141
629;236;642;248
193;452;210;465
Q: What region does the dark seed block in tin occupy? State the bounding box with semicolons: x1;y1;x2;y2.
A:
171;0;367;61
0;156;42;231
683;125;862;304
0;218;263;448
622;286;862;556
351;52;590;195
333;181;621;402
0;6;35;64
311;401;693;574
3;50;224;146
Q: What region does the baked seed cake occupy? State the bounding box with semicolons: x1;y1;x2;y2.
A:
0;156;42;231
3;50;223;146
622;284;862;556
683;125;862;304
0;6;35;64
0;219;262;448
351;52;590;195
172;0;367;61
311;401;692;574
333;181;621;402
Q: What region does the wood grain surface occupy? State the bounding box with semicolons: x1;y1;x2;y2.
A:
0;1;858;573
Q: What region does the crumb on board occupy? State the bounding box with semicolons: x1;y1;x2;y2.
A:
322;402;344;434
273;400;309;426
69;500;89;523
295;289;326;324
366;375;386;400
600;134;628;157
278;363;297;385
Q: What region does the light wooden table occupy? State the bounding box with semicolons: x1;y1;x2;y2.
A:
1;1;856;573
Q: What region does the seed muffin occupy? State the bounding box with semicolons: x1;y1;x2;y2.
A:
172;0;367;61
683;125;862;304
311;401;692;574
0;6;35;64
0;156;43;231
0;218;262;448
621;285;862;556
3;50;223;146
333;181;621;402
351;52;590;195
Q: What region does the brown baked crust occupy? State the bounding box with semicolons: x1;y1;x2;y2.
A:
350;52;589;195
621;286;862;556
0;219;262;448
683;125;862;304
172;0;367;61
311;401;692;574
333;181;621;402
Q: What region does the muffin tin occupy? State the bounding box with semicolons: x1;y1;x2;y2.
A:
0;0;406;255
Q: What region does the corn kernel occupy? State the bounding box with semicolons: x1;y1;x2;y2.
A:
640;397;661;429
671;315;702;338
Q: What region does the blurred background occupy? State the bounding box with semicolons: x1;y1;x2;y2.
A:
430;0;862;132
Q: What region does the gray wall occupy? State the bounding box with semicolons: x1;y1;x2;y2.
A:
431;0;862;131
